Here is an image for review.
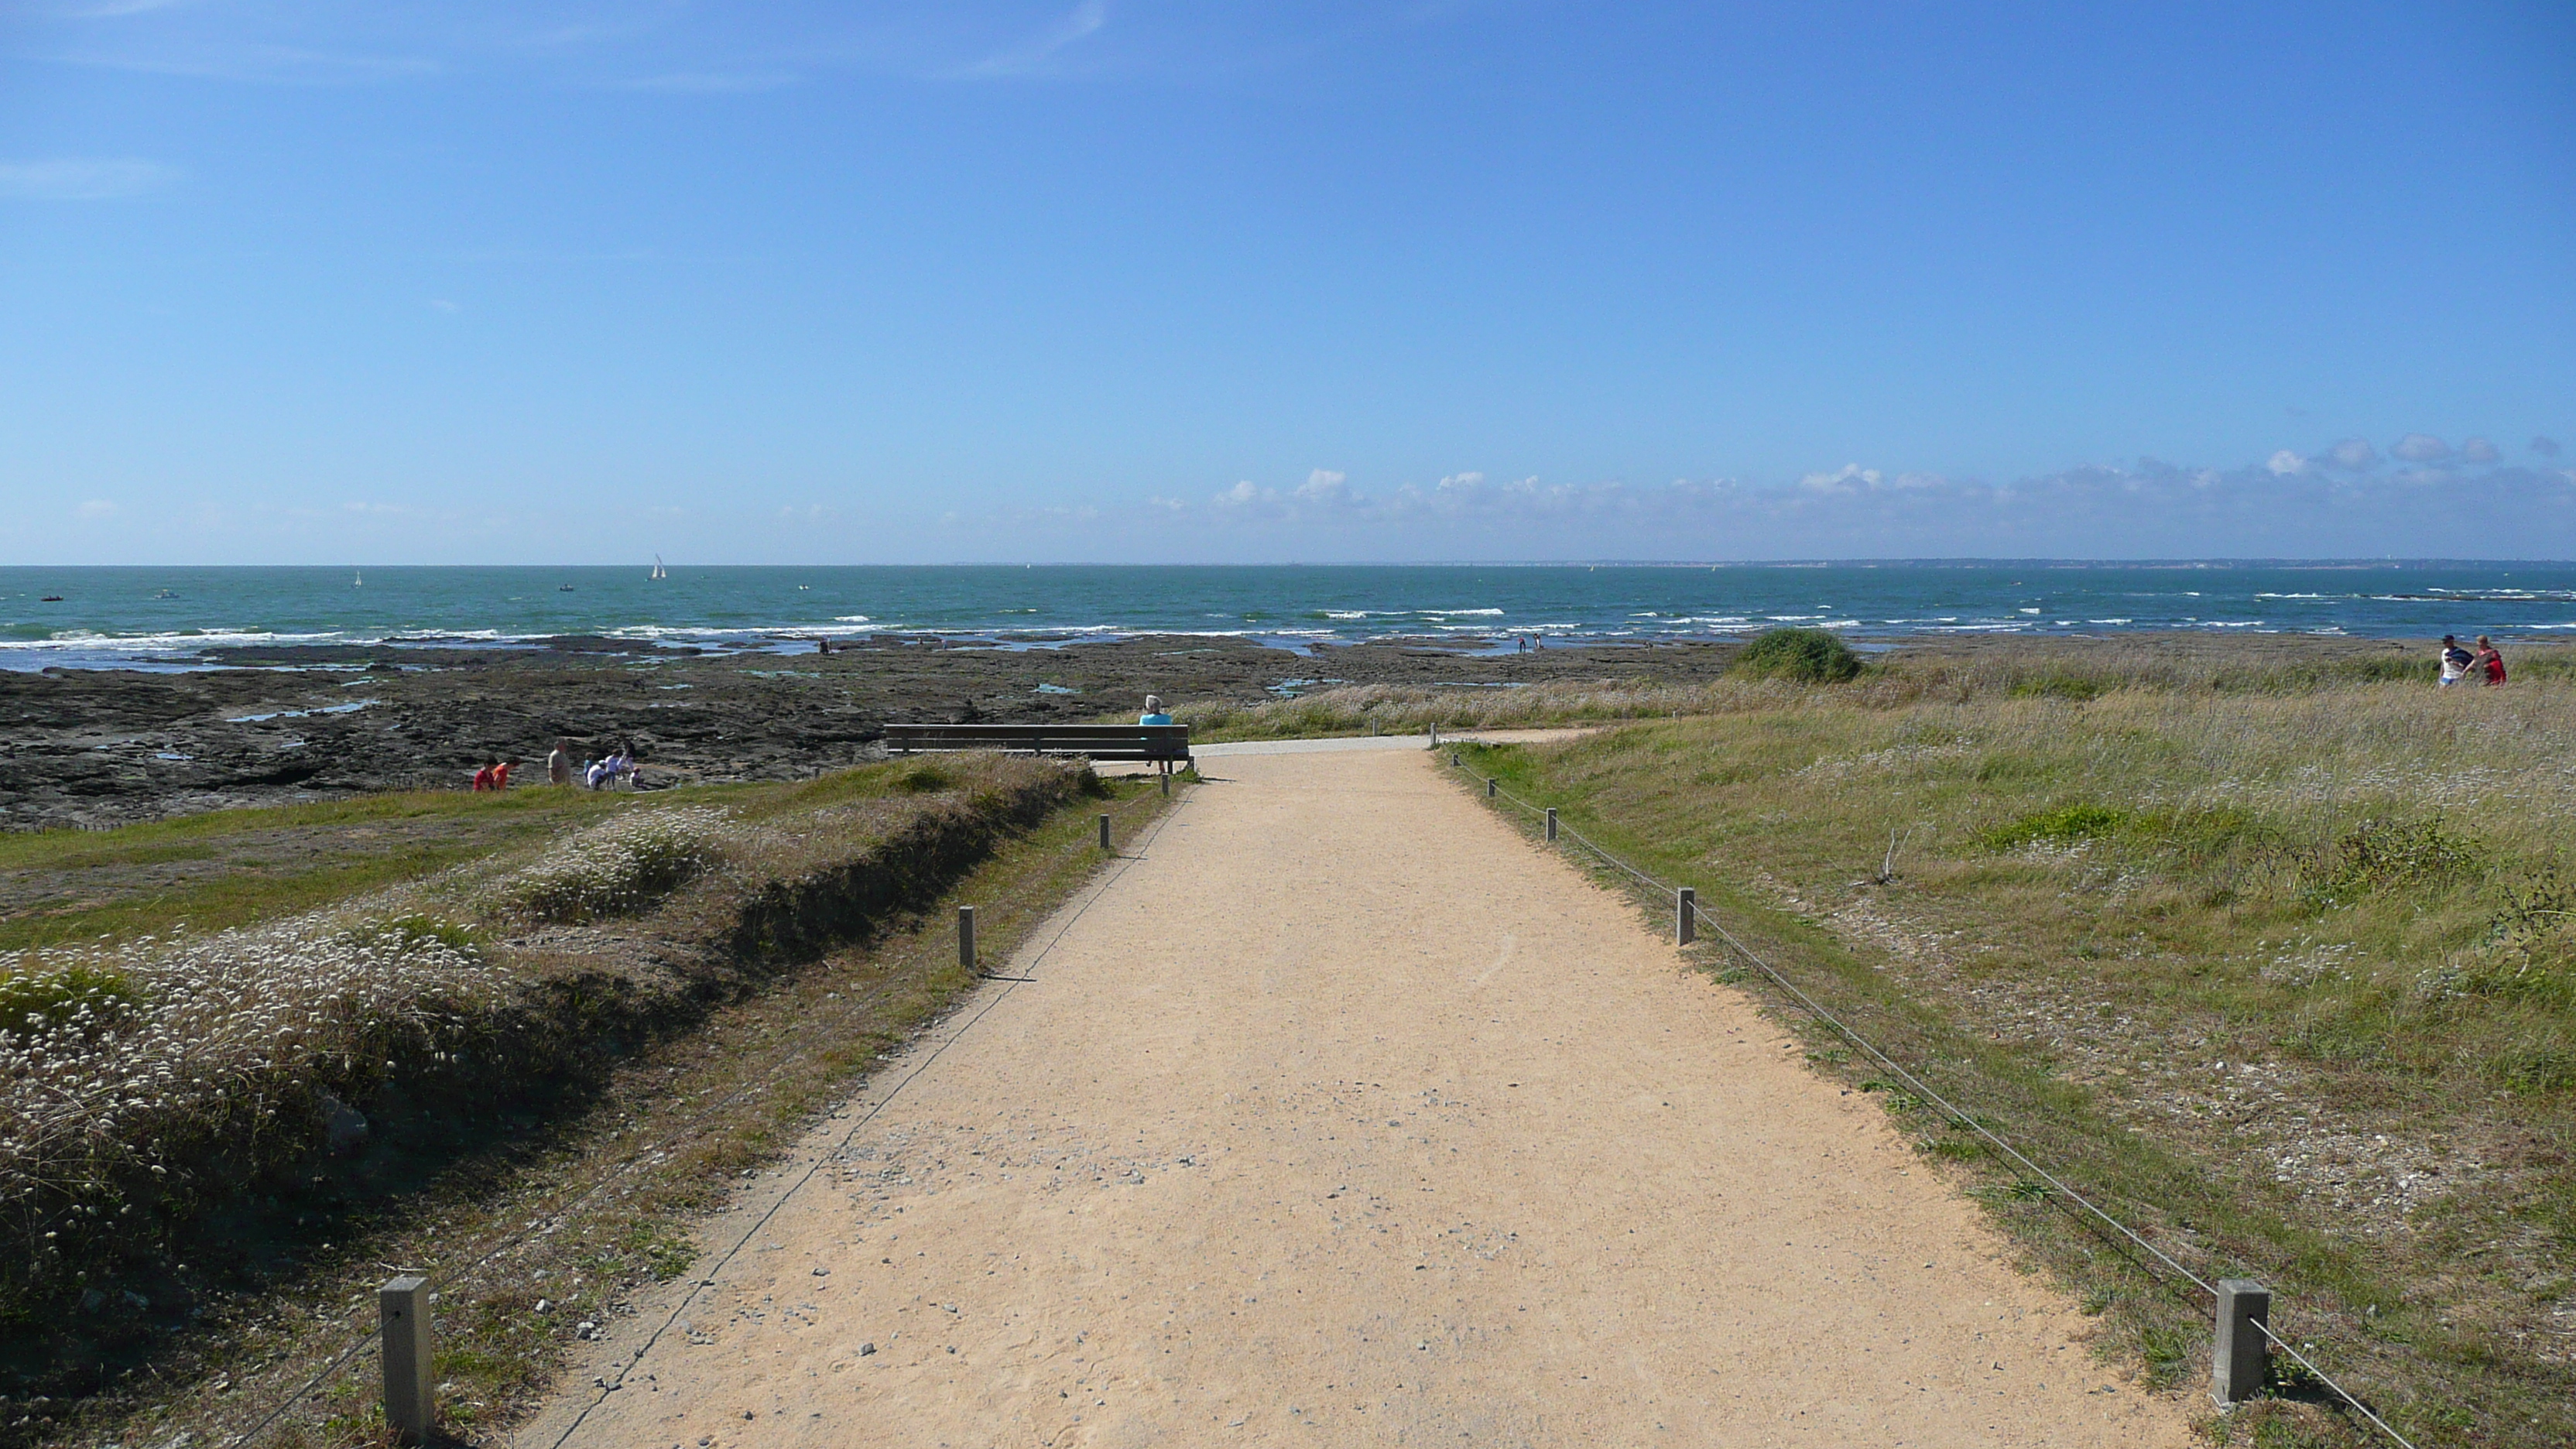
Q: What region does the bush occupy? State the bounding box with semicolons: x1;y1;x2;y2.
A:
1980;803;2130;851
2303;818;2481;906
2006;673;2106;701
507;808;731;924
0;964;140;1043
1733;628;1863;683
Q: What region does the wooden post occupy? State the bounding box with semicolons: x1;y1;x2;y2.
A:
1487;778;1496;798
1098;814;1112;851
958;906;977;972
1545;808;1558;842
2211;1279;2271;1405
1677;887;1696;946
379;1276;435;1444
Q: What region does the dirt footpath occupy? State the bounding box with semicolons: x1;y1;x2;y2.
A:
525;745;2193;1448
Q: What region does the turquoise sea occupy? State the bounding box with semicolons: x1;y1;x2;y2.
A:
5;563;2576;671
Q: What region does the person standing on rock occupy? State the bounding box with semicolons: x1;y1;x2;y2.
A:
548;739;575;786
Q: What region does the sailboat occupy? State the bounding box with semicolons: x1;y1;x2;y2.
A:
353;568;363;588
650;555;666;581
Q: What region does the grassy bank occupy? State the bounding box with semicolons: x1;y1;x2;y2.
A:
1176;634;2576;742
0;755;1119;1435
1454;673;2574;1448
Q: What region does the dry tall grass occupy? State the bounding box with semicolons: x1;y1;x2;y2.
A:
1177;635;2576;741
0;753;1088;1321
1458;672;2576;1445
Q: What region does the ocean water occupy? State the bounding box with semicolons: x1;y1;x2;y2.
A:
5;563;2576;671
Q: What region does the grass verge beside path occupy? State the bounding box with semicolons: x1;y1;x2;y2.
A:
1454;687;2576;1449
9;764;1173;1449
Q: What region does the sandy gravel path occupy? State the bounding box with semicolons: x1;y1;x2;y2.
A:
526;747;2191;1448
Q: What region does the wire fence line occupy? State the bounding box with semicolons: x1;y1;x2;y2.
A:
1448;748;2423;1449
535;786;1195;1449
214;784;1181;1449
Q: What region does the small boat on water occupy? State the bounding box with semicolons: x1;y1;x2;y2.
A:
354;568;363;587
39;595;63;602
650;555;667;581
559;584;576;591
155;589;178;598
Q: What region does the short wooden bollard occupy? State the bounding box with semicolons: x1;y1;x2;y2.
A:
1677;887;1695;946
379;1276;435;1444
1430;724;1439;747
958;906;977;971
1545;807;1558;842
1160;770;1170;796
1486;778;1496;798
1098;814;1112;851
2211;1279;2271;1404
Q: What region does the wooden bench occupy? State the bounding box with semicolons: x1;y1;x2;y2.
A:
883;723;1191;766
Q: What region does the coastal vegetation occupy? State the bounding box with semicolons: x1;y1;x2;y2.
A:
1452;662;2576;1448
0;755;1160;1447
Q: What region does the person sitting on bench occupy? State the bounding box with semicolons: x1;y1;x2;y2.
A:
1139;694;1173;726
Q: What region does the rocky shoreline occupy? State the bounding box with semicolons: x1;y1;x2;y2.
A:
0;634;1745;830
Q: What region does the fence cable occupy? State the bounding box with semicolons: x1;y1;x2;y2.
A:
1449;750;2420;1449
221;785;1178;1448
538;784;1195;1449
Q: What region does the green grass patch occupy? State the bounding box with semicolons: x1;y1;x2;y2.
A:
1978;803;2130;850
1451;680;2576;1447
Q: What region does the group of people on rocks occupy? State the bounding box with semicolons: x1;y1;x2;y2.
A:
2439;634;2509;687
469;738;642;791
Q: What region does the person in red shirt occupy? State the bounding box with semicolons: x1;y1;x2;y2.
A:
471;760;497;791
492;757;516;790
2475;635;2508;686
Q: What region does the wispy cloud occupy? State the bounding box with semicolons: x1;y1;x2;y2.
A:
950;0;1110;78
52;41;440;84
1105;445;2576;560
0;157;173;200
594;71;800;94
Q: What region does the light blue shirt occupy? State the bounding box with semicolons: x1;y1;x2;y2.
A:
1139;712;1173;725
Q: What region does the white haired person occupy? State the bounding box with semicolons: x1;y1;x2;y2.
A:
1139;694;1173;726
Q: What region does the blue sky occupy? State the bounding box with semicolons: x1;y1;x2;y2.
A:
3;0;2571;564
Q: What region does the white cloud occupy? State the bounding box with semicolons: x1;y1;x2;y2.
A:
1798;464;1882;494
2390;433;2451;463
2325;437;2378;470
2459;437;2500;464
1294;468;1352;505
952;0;1108;78
1213;480;1265;507
0;157;173;200
2266;450;2307;476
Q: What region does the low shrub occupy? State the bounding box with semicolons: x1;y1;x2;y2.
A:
2302;817;2482;906
506;807;732;923
0;915;502;1312
2006;673;2106;701
1733;627;1863;683
0;963;141;1042
1979;803;2130;851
